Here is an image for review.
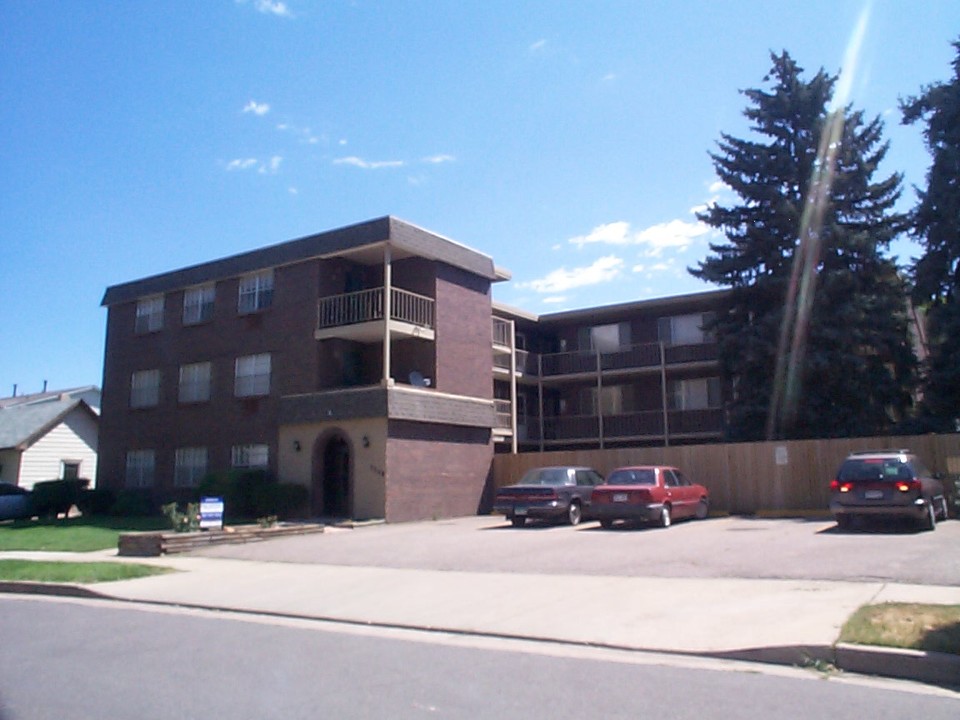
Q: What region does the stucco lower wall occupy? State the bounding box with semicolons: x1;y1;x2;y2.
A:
278;418;387;520
384;420;493;522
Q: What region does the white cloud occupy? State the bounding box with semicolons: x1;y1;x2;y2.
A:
568;218;712;258
516;255;623;294
334;156;404;169
259;156;282;174
242;101;270;116
529;39;547;53
225;158;258;171
708;180;726;194
237;0;293;18
288;186;298;195
422;154;456;164
543;296;568;305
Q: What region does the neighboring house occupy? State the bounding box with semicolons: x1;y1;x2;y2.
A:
0;396;100;490
96;216;729;521
0;385;101;414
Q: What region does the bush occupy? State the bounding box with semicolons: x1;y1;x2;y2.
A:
76;488;116;516
31;479;90;518
110;489;158;517
196;470;307;521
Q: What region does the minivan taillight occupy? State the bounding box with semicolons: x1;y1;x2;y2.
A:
896;480;920;493
830;480;852;493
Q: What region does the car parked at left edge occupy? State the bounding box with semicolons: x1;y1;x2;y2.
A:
0;481;33;522
494;466;605;527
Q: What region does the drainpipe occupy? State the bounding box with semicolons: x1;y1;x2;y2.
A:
382;245;392;386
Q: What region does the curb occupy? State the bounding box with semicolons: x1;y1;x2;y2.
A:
2;581;957;688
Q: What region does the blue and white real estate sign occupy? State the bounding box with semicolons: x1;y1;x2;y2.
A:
199;497;224;530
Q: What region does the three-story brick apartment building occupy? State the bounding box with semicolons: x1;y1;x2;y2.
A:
98;217;508;521
98;216;726;521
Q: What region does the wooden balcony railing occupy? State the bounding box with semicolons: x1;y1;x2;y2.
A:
317;287;434;330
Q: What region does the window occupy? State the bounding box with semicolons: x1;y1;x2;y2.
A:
135;296;164;334
578;322;631;352
130;369;160;408
125;450;155;488
668;377;721;410
61;462;81;480
183;284;215;325
658;313;715;346
238;270;274;314
175;447;208;487
235;354;271;397
179;362;212;403
231;444;269;469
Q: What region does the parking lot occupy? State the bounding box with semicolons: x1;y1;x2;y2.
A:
192;514;960;587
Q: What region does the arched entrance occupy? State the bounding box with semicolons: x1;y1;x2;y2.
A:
313;433;351;518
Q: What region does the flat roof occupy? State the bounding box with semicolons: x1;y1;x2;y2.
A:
102;216;504;306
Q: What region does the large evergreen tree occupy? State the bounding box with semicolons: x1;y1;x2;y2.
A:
691;51;916;441
902;39;960;432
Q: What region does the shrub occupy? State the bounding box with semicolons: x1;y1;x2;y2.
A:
194;470;307;521
76;488;116;516
31;479;90;518
110;489;158;517
162;502;200;533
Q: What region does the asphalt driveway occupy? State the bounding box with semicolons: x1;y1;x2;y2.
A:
189;514;960;586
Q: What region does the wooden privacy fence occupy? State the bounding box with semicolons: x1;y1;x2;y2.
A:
492;433;960;514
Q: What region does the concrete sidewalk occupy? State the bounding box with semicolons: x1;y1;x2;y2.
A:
2;549;959;686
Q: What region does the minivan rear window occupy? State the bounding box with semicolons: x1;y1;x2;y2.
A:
838;459;912;482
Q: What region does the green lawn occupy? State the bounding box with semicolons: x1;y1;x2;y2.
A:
0;559;173;583
0;516;169;552
839;603;960;656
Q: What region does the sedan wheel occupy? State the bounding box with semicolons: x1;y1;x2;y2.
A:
510;516;526;528
922;501;937;532
567;501;582;526
658;505;671;528
695;499;709;520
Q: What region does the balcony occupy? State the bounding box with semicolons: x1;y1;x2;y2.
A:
532;340;718;379
316;287;435;342
540;408;723;445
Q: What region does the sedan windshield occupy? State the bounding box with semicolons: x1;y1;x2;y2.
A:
606;469;656;485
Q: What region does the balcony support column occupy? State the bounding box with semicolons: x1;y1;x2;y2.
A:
382;246;392;386
508;318;518;454
660;342;670;447
596;349;605;450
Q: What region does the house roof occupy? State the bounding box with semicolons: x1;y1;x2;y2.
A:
101;216;505;306
0;385;100;410
0;399;99;451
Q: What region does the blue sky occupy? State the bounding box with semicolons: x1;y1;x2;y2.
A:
1;1;958;395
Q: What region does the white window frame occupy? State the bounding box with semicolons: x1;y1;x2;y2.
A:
130;369;160;408
174;447;208;488
658;313;714;346
235;354;271;397
183;284;215;325
668;377;722;411
125;450;155;488
135;295;164;334
238;270;274;314
179;362;212;403
231;444;269;470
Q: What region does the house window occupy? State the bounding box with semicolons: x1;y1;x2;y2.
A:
135;296;164;334
130;369;160;408
175;447;208;488
179;362;212;403
667;377;721;410
235;354;271;397
231;444;269;469
61;461;81;480
238;270;274;314
183;284;215;325
658;313;715;346
125;450;155;488
578;322;631;352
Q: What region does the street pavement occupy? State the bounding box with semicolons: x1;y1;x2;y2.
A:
2;515;959;687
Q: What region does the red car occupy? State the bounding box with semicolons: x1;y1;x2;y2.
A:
591;465;709;529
